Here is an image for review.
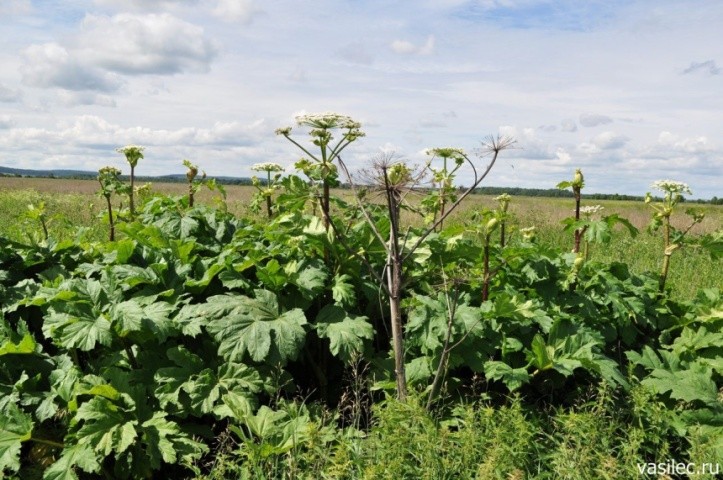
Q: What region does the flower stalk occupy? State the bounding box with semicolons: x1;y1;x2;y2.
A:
116;145;144;217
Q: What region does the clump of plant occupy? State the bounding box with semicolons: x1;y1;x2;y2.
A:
183;159;206;207
250;162;284;218
469;193;512;302
276;112;365;229
558;170;637;274
422;148;465;230
557;168;585;253
645;179;704;291
495;193;511;246
24;201;49;242
97;166;126;241
116;144;144;217
332;137;514;399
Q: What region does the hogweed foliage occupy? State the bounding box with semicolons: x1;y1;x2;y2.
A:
251;162;284;218
646;179;704;291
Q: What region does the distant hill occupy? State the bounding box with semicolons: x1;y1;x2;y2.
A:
0;166;254;186
0;165;97;178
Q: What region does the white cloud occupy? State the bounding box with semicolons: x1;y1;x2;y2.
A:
76;13;219;75
212;0;261;24
560;119;577;132
682;60;720;76
579;113;612;127
20;43;123;92
57;91;117;108
391;35;435;55
0;115;15;129
0;84;22;103
336;42;374;65
657;131;711;153
591;131;628;150
0;0;32;16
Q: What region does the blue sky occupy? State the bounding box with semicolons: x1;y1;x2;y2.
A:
0;0;721;198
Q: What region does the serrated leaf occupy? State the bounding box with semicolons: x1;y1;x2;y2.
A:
0;333;36;355
331;274;356;307
43;444;100;480
0;403;33;473
484;361;531;391
315;305;373;362
529;334;554;371
57;315;113;351
76;397;136;457
641;364;719;406
196;291;307;363
293;263;327;300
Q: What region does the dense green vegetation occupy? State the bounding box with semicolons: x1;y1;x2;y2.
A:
1;118;721;479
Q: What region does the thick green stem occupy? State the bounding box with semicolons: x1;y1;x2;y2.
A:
659;218;671;292
482;236;491;302
573;188;581;253
32;437;64;449
40;217;49;241
105;195;115;241
123;340;139;369
129;164;135;217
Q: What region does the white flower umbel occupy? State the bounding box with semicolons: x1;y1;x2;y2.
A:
579;205;604;216
650;180;692;195
116;145;145;155
251;162;284;173
295;112;361;130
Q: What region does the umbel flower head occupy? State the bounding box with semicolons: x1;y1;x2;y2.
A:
251;162;284;173
116;145;145;167
650;180;692;196
579;205;604;216
296;112;361;130
495;193;511;212
276;112;365;143
98;166;122;178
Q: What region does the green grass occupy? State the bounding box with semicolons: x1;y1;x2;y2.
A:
195;386;721;479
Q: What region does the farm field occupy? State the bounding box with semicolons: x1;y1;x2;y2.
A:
0;167;721;479
0;175;720;300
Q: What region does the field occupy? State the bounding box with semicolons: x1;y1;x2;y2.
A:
1;176;720;300
0;171;721;480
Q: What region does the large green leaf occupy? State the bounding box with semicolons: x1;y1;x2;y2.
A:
155;346;264;418
76;397;138;457
331;273;356;307
315;305;373;362
0;403;33;473
43;444;100;480
484;361;531;391
47;313;113;351
192;290;307;363
641;362;719;406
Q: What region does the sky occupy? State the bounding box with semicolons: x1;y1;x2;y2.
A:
0;0;721;198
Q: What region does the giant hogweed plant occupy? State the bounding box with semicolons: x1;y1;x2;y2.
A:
421;148;466;230
558;169;638;285
276;113;364;230
116;145;144;218
645;180;705;291
97;166;128;241
250;162;284;218
328;137;514;399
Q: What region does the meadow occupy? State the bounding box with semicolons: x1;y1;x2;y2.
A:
0;175;719;300
0;166;721;479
